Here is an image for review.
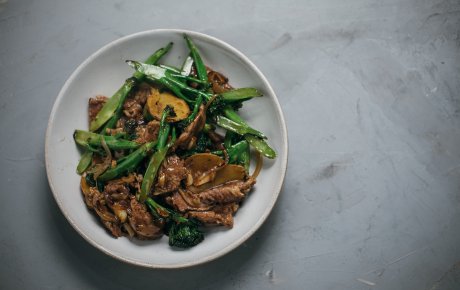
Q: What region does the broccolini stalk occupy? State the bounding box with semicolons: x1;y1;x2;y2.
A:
156;106;172;149
159;64;181;74
138;107;175;202
145;197;204;248
184;34;209;87
179;95;203;128
159;63;208;85
169;73;208;85
90;42;173;132
73;130;140;150
97;141;157;182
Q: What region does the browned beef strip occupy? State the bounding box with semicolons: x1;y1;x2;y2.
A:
104;174;141;198
165;191;191;212
104;180;130;201
128;197;163;239
82;185;96;209
88;96;108;123
81;186;123;238
121;83;152;120
154;155;188;195
187;211;232;227
123;98;143;120
197;177;256;204
187;203;239;228
166;190;238;228
174;104;206;150
135;120;160;144
165;190;210;213
165;175;256;228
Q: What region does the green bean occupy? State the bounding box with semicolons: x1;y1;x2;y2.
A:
73;130;140;150
138;108;175;202
138;146;167;202
220;88;263;102
215;115;265;139
97;141;156;182
222;107;266;139
76;150;93;175
89;80;135;132
100;101;124;134
245;134;276;159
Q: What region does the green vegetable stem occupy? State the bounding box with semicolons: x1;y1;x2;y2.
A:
73;130;141;150
184;34;209;88
90;42;173;132
97;141;156;182
146;197;204;248
138;107;175;202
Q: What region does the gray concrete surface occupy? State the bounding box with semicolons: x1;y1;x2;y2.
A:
1;0;460;289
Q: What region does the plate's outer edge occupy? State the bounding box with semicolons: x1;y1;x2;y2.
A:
45;28;288;269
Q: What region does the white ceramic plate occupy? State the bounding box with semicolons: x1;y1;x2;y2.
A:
45;29;287;268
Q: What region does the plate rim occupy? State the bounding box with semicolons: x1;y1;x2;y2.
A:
45;28;288;269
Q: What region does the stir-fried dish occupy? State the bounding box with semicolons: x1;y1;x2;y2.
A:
74;35;276;248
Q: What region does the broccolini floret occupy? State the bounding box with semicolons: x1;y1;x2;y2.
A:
146;197;204;248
